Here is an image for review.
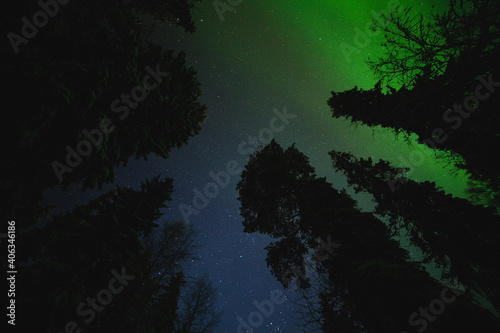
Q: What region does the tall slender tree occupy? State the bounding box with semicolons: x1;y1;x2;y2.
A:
2;0;207;220
18;176;174;332
329;150;500;313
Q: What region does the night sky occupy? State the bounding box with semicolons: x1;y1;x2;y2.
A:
43;0;469;332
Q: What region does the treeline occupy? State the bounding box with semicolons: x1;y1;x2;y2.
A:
236;0;500;332
2;0;221;332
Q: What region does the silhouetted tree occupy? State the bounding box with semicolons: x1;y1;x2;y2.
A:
128;220;203;333
2;0;207;220
328;0;500;200
17;176;169;330
176;274;223;333
368;0;500;88
329;150;500;313
237;140;500;332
